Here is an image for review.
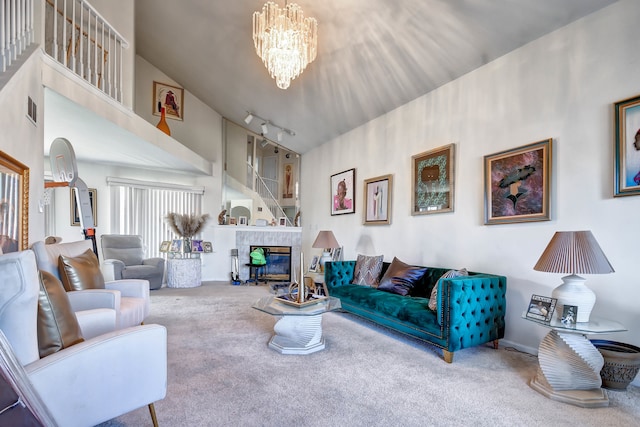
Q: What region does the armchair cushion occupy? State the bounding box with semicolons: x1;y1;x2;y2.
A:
58;249;105;291
37;271;84;358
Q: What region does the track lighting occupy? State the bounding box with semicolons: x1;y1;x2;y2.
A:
285;153;291;158
260;138;268;148
244;111;296;138
274;146;279;154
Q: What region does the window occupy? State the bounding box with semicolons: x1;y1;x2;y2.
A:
107;177;204;257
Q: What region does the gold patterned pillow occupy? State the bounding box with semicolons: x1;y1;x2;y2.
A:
428;268;468;311
351;254;384;287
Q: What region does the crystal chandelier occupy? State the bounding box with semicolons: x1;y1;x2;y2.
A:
253;1;318;90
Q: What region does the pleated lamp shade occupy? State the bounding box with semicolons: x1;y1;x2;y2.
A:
534;231;614;322
312;230;340;271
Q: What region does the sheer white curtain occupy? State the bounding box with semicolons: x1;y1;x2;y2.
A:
107;177;204;257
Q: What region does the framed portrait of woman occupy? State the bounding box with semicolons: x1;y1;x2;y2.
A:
614;93;640;197
331;168;355;215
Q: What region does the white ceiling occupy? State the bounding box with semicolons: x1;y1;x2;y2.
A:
44;0;618;173
134;0;617;155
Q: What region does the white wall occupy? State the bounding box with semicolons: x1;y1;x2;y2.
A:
301;0;640;381
135;56;222;163
0;51;45;246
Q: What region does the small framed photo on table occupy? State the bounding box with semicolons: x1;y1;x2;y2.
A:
159;241;171;252
191;240;204;252
203;242;213;253
238;216;248;226
526;294;557;322
309;255;319;272
561;305;578;325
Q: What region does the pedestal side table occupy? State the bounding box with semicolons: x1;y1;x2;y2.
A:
252;296;341;354
167;257;201;288
523;314;626;408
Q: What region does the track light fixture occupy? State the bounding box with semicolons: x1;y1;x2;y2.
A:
285;153;291;158
260;136;268;148
274;146;279;154
244;111;295;138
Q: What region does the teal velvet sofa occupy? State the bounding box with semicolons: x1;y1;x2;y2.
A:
324;261;507;362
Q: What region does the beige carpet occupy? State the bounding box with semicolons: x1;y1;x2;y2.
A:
99;282;640;427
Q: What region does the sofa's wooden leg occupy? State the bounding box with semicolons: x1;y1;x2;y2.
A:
149;403;158;427
443;350;453;363
493;339;499;350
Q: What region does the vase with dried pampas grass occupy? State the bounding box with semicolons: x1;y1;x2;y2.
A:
166;213;210;254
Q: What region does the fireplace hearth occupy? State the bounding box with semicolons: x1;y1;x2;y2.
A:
250;245;291;282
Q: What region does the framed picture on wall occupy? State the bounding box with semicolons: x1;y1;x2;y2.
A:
363;174;392;225
152;81;184;121
411;144;455;215
484;139;551;225
70;188;97;227
331;168;355;215
283;163;294;199
614;93;640;197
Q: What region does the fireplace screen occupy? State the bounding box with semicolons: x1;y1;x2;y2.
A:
250;245;291;282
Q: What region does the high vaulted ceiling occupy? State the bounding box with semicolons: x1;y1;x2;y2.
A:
134;0;616;155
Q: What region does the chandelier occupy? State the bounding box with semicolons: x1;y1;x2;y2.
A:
253;1;318;90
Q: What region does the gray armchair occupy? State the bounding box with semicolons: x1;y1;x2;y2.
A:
101;234;165;290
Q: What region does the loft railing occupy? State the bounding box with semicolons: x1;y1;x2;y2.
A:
1;0;35;72
248;162;292;226
43;0;128;103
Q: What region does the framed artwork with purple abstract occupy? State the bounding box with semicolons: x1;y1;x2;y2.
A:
614;93;640;197
484;139;551;225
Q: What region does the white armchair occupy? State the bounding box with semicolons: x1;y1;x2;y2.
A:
0;250;167;427
32;240;149;329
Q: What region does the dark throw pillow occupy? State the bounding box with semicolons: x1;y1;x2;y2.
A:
377;257;427;296
37;270;84;358
58;249;106;291
351;254;384;287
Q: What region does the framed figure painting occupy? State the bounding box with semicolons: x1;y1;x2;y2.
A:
0;151;29;253
363;174;392;225
411;144;455;215
614;94;640;196
152;81;184;121
331;168;355;215
484;139;551;225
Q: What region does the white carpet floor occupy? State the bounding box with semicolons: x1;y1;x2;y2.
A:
99;282;640;427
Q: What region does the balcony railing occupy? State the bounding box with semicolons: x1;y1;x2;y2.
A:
43;0;128;103
1;0;35;73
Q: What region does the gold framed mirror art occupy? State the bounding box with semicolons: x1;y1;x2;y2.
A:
0;151;29;253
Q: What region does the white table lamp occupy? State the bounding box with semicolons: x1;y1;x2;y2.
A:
312;230;340;272
534;230;614;322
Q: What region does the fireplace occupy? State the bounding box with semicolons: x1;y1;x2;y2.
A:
250;245;291;282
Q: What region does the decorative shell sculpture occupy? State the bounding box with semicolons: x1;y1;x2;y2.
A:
165;213;210;238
